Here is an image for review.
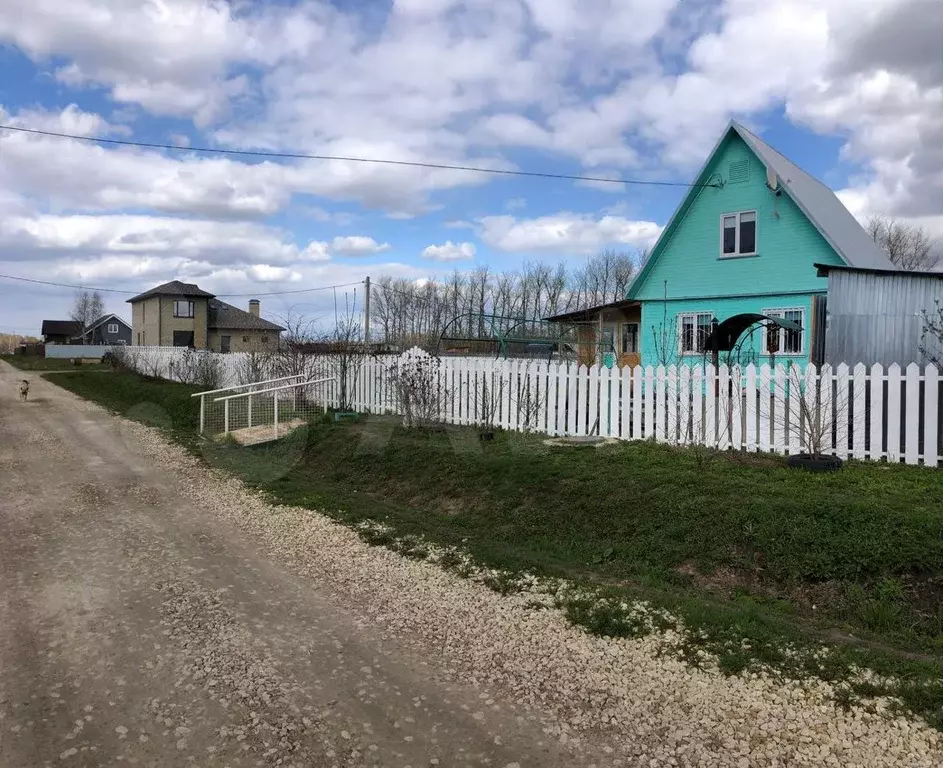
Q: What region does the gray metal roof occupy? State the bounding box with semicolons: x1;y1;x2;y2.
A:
126;280;215;302
731;122;894;270
207;299;285;332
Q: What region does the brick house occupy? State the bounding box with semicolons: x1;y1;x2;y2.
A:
127;280;285;352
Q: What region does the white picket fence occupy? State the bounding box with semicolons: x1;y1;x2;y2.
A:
120;346;942;466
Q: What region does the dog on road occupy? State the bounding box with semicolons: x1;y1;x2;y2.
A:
19;379;29;402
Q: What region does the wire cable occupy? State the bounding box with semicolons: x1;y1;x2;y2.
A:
0;124;721;189
0;272;364;297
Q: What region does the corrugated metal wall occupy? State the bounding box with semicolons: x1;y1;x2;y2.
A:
824;271;943;366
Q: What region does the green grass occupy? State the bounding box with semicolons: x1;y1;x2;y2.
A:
1;353;106;371
48;369;943;728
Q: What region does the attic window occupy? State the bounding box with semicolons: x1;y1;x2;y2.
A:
728;158;750;184
721;211;757;257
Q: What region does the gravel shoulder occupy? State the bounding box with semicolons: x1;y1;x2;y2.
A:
3;362;943;767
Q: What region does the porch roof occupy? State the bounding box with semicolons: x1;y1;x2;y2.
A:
544;299;640;323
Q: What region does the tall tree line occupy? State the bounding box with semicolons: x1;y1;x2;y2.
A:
369;249;644;348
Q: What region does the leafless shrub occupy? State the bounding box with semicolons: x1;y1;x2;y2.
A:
236;349;276;385
388;347;450;429
920;299;943;367
170;349;224;389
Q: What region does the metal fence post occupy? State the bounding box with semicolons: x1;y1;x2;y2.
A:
274;394;279;438
248;393;253;428
199;395;205;435
224;399;230;434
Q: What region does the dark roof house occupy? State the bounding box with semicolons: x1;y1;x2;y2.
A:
41;320;82;344
208;299;285;332
127;280;216;303
72;314;132;345
127;280;284;352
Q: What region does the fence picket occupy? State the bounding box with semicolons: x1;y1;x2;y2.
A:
834;363;850;460
868;363;884;460
701;364;715;448
730;366;744;450
666;366;678;443
771;365;785;453
676;365;689;444
818;364;834;456
556;362;568;436
924;365;939;468
745;364;757;451
905;363;921;465
644;366;656;439
690;366;703;445
757;364;771;452
630;366;641;440
716;365;730;450
886;364;902;463
655;365;666;441
852;363;867;460
588;364;600;435
606;364;618;437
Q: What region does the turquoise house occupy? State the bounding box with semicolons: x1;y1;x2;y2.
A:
625;121;892;367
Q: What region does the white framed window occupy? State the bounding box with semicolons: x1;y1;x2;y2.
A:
107;323;119;334
173;300;194;318
678;312;714;355
720;210;757;257
762;307;805;355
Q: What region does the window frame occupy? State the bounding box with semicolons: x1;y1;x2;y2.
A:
107;323;119;335
678;311;714;356
719;210;758;258
220;335;232;353
173;300;195;318
621;322;639;355
761;307;806;356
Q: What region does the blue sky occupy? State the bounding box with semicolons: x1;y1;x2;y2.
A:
0;0;939;334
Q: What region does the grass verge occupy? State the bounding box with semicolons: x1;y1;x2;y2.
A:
48;369;943;728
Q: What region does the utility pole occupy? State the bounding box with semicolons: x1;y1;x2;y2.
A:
363;276;371;346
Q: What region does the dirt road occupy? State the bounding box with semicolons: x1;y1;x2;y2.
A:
0;363;604;768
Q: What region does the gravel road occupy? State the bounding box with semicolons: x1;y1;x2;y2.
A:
2;362;942;768
0;364;600;767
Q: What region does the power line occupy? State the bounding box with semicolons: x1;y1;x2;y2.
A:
0;272;135;294
0;124;721;189
221;281;362;297
0;272;364;297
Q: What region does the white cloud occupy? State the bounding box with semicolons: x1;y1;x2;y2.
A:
0;213;307;267
477;213;662;255
421;240;476;262
329;236;391;257
0;0;257;126
0;0;938;304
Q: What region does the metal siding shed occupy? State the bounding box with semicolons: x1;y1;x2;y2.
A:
816;264;943;366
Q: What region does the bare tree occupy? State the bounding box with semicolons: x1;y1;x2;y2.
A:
867;215;940;271
367;249;645;350
70;290;105;343
317;295;367;412
920;300;943;366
